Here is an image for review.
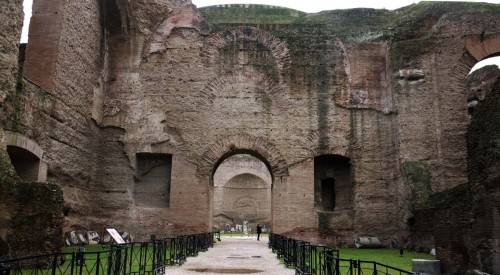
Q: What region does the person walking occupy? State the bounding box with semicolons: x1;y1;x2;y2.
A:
256;224;262;241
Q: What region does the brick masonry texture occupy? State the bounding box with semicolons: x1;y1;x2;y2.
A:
0;1;499;272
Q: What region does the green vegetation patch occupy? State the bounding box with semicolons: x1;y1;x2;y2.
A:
0;149;64;257
402;161;431;204
200;1;500;71
425;183;470;209
200;4;304;25
391;38;430;70
338;248;435;272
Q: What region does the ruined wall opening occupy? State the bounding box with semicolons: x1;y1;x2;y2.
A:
314;154;352;212
6;145;40;182
0;237;8;257
212;153;272;233
466;56;500;114
469;55;500;74
321;178;336;211
134;153;172;208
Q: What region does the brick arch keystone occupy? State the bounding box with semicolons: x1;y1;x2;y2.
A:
4;131;47;182
4;131;44;160
196;134;289;179
454;35;500;106
300;128;351;159
465;34;500;62
203;26;291;71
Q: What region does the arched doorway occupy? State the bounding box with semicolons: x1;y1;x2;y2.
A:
314;154;352;212
4;132;46;182
212;154;272;234
6;145;40;181
314;154;352;229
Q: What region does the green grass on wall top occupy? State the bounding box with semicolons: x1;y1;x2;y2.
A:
200;4;304;24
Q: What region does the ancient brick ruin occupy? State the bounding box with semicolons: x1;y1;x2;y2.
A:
0;0;499;272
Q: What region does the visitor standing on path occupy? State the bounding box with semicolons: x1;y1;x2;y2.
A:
256;224;262;241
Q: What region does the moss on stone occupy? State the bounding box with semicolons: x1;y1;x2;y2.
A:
0;149;64;257
391;38;431;70
302;8;395;42
466;65;500;90
11;74;24;132
0;150;18;180
402;161;431;204
318;212;332;230
200;2;500;70
425;183;471;209
11;182;64;216
468;77;500;190
0;237;8;256
202;2;500;39
200;4;304;25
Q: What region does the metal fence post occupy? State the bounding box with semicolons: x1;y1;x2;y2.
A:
51;252;57;275
95;252;100;275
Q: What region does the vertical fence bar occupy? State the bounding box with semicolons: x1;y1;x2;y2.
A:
51;252;57;275
126;244;131;274
70;252;75;275
95;251;100;275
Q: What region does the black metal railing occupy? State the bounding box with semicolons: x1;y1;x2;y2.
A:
0;232;214;275
269;233;413;275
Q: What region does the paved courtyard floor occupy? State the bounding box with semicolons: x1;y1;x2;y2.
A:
165;236;295;274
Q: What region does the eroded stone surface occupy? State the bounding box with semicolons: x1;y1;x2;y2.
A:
0;0;22;105
1;3;500;271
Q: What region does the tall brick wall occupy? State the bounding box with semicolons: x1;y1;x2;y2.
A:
2;1;500;256
22;0;63;91
10;0;104;232
86;3;500;243
0;0;23;127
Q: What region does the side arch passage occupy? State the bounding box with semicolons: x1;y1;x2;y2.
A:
4;132;47;182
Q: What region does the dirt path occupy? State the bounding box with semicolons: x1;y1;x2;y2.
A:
165;236;294;275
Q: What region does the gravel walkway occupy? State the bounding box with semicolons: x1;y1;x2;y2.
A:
165;236;294;275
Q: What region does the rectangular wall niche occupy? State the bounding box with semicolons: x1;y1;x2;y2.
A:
135;153;172;208
314;155;352;212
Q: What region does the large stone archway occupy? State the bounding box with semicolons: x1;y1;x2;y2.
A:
465;34;500;62
212;154;272;232
196;133;289;179
197;134;286;231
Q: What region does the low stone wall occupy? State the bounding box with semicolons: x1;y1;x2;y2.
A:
0;148;64;258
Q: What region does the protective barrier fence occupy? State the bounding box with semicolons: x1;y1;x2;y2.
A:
269;233;414;275
0;232;213;275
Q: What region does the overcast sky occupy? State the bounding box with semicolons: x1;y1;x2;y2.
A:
21;0;500;70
